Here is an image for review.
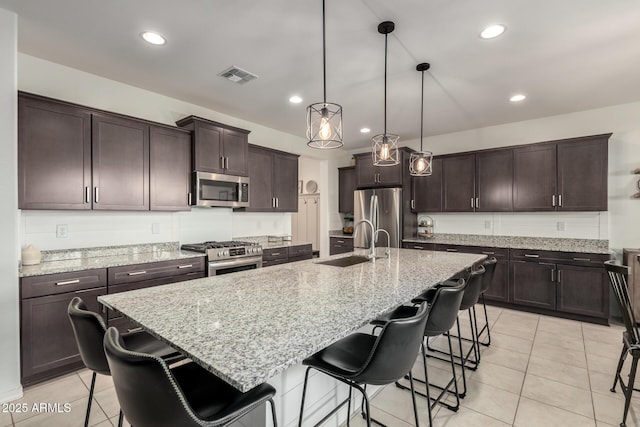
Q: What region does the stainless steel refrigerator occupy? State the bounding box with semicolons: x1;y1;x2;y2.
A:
354;188;402;249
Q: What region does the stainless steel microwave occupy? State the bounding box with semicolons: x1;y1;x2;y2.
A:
193;172;250;208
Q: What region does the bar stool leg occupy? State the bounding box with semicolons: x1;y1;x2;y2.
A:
298;367;312;427
622;355;639;427
478;294;492;346
346;386;353;426
611;346;626;392
85;372;96;427
268;398;279;427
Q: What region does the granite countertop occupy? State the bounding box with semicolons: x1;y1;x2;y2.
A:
98;248;484;392
20;242;205;278
402;234;610;254
235;236;313;250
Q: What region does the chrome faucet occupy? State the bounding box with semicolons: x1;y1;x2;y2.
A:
353;219;376;259
375;228;391;258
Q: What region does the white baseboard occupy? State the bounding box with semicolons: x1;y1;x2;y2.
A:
0;385;23;404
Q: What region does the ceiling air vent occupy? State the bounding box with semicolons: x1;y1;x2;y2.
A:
218;66;258;84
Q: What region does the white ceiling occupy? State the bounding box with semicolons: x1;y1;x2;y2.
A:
2;0;640;150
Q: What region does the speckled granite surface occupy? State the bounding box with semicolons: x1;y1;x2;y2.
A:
235;236;313;250
402;234;610;254
329;230;354;239
20;242;205;277
99;248;483;392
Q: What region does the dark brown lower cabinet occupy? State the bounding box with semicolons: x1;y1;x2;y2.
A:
510;261;556;310
21;285;106;386
483;259;509;303
330;237;355;255
402;242;435;251
262;244;313;267
556;264;609;318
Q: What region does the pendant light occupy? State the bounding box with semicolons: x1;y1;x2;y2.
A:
409;63;433;176
307;0;343;149
372;21;399;166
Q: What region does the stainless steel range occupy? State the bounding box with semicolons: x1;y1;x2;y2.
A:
181;241;263;276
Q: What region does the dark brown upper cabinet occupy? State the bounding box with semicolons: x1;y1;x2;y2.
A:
556;135;608;211
149;126;191;211
18;94;92;210
176;116;249;177
354;151;406;188
92;114;150;211
411;158;442;212
514;134;609;212
513;143;557;211
18;92;193;212
442;154;476;212
338;166;356;213
245;144;299;212
476;149;513;211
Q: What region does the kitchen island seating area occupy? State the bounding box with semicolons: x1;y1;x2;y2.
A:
103;327;278;427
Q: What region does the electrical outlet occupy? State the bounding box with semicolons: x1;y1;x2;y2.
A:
56;224;68;238
557;221;566;231
152;223;160;234
484;220;492;229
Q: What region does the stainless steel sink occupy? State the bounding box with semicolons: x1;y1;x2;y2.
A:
316;255;372;267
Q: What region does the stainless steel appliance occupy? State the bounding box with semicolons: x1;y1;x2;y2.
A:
354;188;402;249
181;241;262;276
192;172;249;208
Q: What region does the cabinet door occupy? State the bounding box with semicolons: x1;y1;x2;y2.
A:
513;144;556;211
246;146;274;211
402;242;435;251
510;261;556;309
21;287;106;385
378;163;403;186
273;152;299;212
18;95;92;210
307;196;319;250
476;150;513;211
556;264;609;318
92;114;149;210
193;122;223;173
557;136;608;211
483;259;509;302
338;166;356;213
355;154;377;188
222;129;249;176
442;154;475;212
150;126;191;211
412;158;442;212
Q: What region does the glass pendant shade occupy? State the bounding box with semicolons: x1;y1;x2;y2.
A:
372;133;400;166
409;150;433;176
307;102;343;149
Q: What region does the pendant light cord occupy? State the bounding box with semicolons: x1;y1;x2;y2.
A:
383;32;388;136
322;0;327;103
420;69;424;151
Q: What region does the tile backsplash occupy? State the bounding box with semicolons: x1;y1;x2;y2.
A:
419;211;607;240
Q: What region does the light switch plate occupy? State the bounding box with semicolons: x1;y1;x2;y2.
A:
56;224;68;238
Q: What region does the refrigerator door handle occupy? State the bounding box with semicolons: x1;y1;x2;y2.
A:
373;195;380;242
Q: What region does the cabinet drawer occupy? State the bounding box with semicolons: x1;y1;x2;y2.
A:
262;258;288;268
21;269;107;299
289;244;312;258
262;248;288;261
511;249;609;265
330;237;354;248
403;242;435;251
330;245;355;255
108;257;205;285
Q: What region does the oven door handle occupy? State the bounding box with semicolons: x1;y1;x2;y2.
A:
209;256;263;271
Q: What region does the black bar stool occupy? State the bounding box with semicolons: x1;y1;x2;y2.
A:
67;297;182;427
298;303;429;427
605;260;640;427
104;327;278;427
475;257;497;347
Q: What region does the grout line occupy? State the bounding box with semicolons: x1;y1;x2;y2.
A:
583;321;599;423
511;311;538;426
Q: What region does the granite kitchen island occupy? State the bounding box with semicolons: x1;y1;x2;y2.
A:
99;248;484;427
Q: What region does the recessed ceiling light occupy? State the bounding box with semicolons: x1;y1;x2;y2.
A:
360;128;371;133
289;96;302;104
510;94;526;102
480;24;506;39
140;31;166;46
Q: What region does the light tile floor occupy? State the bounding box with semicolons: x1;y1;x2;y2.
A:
2;306;638;426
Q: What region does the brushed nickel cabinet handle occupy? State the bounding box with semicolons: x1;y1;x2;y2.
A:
551;269;555;282
414;246;424;250
56;279;80;286
411;199;415;210
188;193;192;205
557;270;562;283
552;194;556;207
271;252;281;256
177;264;193;269
446;248;458;252
225;157;229;169
573;257;590;262
127;271;147;276
559;194;562;207
482;251;495;255
476;197;479;209
95;187;100;203
524;254;540;258
471;197;474;208
127;327;143;333
220;156;224;169
337;240;345;243
85;186;90;203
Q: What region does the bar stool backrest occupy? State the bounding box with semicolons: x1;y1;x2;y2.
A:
353;303;429;386
424;279;466;337
459;265;485;311
68;297;110;375
480;257;498;293
605;260;640;346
